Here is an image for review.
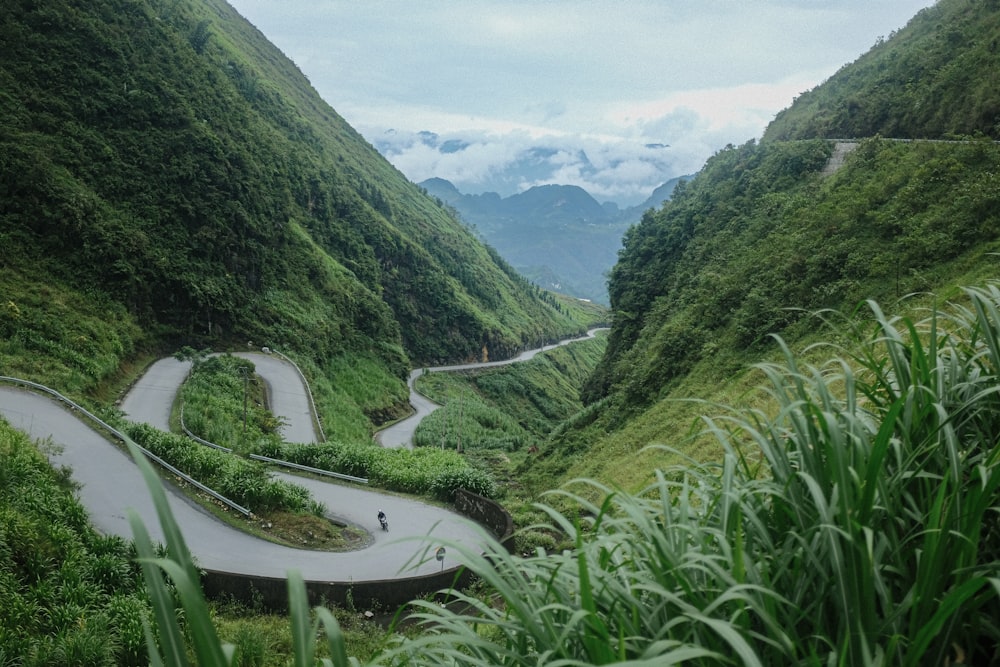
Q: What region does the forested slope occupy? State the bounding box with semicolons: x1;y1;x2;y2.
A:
0;0;592;402
583;136;1000;415
765;0;1000;140
550;0;1000;486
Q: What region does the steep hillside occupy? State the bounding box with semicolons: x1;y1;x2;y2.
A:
0;0;597;404
548;0;1000;488
765;0;1000;140
586;135;1000;421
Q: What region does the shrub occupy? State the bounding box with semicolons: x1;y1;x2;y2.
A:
266;441;498;499
429;467;496;501
122;421;318;514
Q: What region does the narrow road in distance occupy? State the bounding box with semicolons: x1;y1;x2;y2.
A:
375;328;607;449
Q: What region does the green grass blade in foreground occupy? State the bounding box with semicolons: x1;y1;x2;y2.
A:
288;570;316;667
906;576;993;667
156;558;235;666
125;435;232;666
128;511;188;667
123;435;205;585
268;576;358;666
314;606;358;667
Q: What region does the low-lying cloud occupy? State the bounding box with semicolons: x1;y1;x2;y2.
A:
359;89;785;206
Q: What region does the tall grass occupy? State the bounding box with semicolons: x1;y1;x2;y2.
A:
413;388;533;452
180;354;282;452
260;440;496;500
123;433;358;667
130;288;1000;665
122;421;320;515
0;423;150;667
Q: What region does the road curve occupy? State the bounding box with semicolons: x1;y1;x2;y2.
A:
119;352;318;443
376;328;608;449
0;357;490;582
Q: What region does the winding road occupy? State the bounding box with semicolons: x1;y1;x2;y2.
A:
376;328;606;448
0;330;604;584
0;355;485;583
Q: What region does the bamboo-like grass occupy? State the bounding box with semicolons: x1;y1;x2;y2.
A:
129;287;1000;665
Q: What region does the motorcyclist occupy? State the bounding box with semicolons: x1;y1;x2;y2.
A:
377;509;388;530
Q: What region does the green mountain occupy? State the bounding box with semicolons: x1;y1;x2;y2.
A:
764;0;1000;141
541;0;1000;488
0;0;601;406
6;0;1000;663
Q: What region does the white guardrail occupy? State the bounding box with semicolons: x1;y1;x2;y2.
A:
0;375;253;517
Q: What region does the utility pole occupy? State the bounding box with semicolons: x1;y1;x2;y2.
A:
441;396;448;449
238;367;249;435
457;394;463;453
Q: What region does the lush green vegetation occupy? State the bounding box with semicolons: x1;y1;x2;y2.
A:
412;335;607;498
178;353;280;452
0;422;393;667
0;268;144;396
765;0;1000;140
0;422;151;666
175;351;498;500
121;420;322;517
129;288;1000;665
415;334;606;450
413;377;535;453
0;8;604;640
313;353;412;435
258;440;496;501
587;137;1000;427
7;0;1000;662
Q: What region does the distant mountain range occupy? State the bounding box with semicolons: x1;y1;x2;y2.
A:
419;176;691;304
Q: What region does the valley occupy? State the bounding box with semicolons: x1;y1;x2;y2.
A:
3;0;1000;664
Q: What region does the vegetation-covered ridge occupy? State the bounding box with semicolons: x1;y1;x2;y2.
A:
587;135;1000;422
0;420;151;665
0;0;598;404
534;0;1000;494
765;0;1000;141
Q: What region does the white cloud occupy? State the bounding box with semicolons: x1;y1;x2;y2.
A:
369;126;697;205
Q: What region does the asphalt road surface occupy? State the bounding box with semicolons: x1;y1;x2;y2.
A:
0;332;604;581
119;351;318;443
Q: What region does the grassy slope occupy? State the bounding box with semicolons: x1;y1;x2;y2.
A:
128;286;1000;665
6;0;1000;662
190;0;605;365
554;0;1000;492
0;421;150;665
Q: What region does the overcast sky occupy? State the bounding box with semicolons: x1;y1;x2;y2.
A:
226;1;936;204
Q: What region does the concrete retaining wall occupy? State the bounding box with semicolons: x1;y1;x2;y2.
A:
454;488;515;552
201;488;513;611
201;565;474;612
